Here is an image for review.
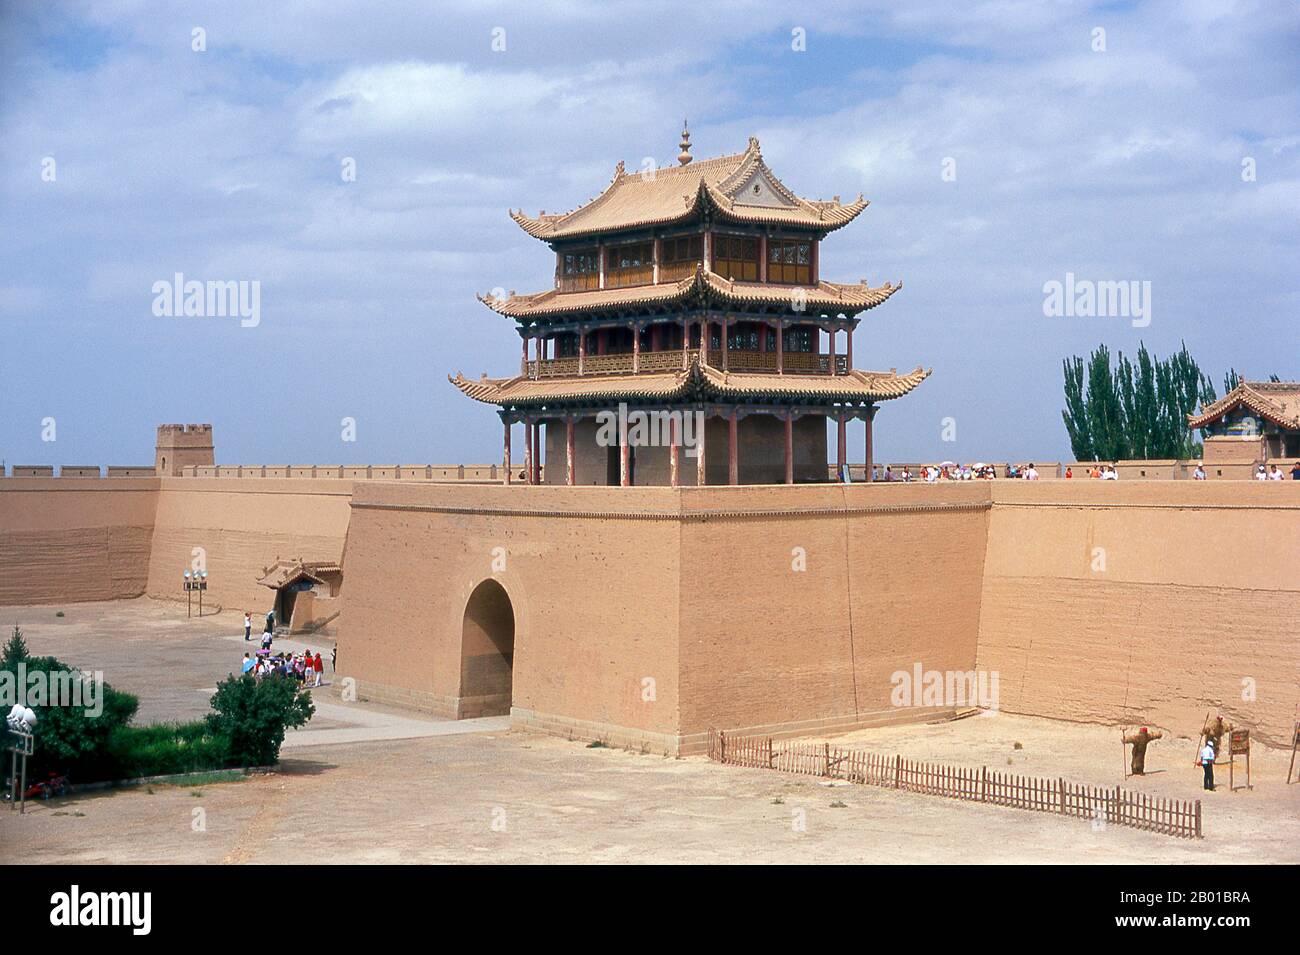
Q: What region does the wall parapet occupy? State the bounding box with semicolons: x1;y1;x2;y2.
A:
1;465;156;478
176;463;503;482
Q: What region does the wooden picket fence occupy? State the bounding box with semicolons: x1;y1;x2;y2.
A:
707;729;1202;839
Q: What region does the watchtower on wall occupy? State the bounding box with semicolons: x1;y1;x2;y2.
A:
155;424;214;476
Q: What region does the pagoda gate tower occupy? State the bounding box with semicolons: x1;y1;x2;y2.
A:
451;129;929;486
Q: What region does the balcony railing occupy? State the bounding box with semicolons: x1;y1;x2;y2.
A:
525;349;849;378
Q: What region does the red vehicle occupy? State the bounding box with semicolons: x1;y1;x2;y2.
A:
4;772;69;801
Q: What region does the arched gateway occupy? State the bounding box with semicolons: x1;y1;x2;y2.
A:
459;579;515;718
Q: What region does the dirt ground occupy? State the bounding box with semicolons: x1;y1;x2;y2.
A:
1;599;1296;864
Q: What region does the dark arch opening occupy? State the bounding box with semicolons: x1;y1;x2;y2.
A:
459;579;515;718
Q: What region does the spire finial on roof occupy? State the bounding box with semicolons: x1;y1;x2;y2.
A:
678;120;692;166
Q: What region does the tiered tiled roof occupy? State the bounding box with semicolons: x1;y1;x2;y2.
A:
478;268;900;320
256;558;342;590
510;137;867;241
1188;380;1300;430
449;358;930;407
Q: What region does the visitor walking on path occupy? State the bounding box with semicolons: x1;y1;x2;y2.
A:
313;652;324;686
1200;738;1216;791
244;611;252;641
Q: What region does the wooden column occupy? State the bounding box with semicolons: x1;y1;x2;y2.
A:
728;410;739;485
522;336;529;377
619;430;631;487
598;243;605;289
578;329;586;375
503;419;512;485
700;317;708;366
722;316;729;371
776;320;784;374
597;328;607;356
633;324;641;373
864;409;875;483
669;415;680;488
828;327;836;374
836;413;847;481
523;417;533;485
784;413;794;485
534;420;543;484
696;409;707;486
681;320;689;369
846;323;853;369
566;417;576;486
811;239;819;284
759;234;768;283
653;237;661;284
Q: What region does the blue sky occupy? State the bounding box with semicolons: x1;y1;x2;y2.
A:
2;0;1297;468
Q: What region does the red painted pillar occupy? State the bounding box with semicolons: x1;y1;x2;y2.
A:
784;413;794;485
522;336;529;377
828;327;836;374
864;410;874;483
759;234;768;283
696;409;707;486
836;414;846;481
503;419;512;485
728;411;739;485
700;318;708;366
533;420;542;484
633;324;641;373
722;316;729;371
669;415;680;488
682;321;689;369
578;330;586;375
846;323;853;369
566;417;576;486
620;432;630;487
523;418;533;485
776;320;784;374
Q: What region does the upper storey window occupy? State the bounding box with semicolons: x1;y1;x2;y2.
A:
559;248;599;292
713;234;759;282
607;241;653;288
659;235;702;282
768;239;812;285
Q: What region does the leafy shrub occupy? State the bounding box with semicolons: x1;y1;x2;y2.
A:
2;634;140;780
205;673;314;768
106;722;233;779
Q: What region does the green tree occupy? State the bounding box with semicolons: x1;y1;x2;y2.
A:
205;673;314;767
1061;355;1093;461
1062;341;1216;460
2;654;140;779
2;625;29;667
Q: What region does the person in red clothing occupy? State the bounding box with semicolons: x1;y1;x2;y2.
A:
313;651;324;686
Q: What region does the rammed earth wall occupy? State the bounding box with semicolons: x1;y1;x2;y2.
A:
1;477;1296;752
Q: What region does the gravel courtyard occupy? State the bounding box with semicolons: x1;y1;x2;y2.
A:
2;599;1296;864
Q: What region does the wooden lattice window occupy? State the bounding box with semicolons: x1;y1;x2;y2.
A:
768;239;812;284
713;234;759;281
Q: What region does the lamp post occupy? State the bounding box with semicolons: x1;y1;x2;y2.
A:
6;706;36;814
183;570;209;618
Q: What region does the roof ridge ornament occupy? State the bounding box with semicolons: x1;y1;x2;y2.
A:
678;120;692;166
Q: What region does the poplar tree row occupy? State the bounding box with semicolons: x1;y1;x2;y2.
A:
1061;342;1217;462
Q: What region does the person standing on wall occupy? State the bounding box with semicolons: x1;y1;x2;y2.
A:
1199;737;1217;791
